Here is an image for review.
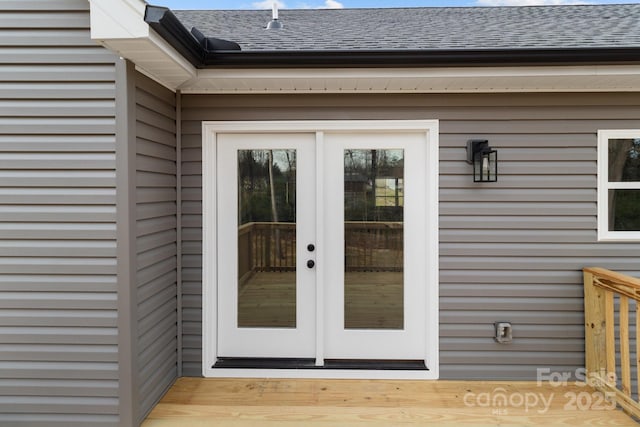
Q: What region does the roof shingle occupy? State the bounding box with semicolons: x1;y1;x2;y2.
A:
173;5;640;52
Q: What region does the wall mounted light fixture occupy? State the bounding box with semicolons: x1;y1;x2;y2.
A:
466;139;497;182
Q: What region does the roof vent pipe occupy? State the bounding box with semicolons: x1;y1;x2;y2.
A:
266;3;283;29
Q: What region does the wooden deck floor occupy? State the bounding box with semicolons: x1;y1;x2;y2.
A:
239;271;404;329
142;378;638;426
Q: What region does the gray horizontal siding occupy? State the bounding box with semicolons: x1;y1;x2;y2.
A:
1;0;89;10
135;72;177;422
0;1;119;426
180;92;640;379
0;82;116;99
0;65;115;81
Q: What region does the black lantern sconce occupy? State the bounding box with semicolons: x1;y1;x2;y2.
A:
466;139;497;182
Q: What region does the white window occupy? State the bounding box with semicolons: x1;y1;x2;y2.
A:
598;130;640;241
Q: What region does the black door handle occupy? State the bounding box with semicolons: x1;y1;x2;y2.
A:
307;260;315;269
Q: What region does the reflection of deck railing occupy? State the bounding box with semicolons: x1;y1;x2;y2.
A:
238;221;403;278
345;221;403;272
238;222;296;275
583;267;640;418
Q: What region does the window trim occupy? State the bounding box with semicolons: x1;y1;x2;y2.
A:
597;129;640;241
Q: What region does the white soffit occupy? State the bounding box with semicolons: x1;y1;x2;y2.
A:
88;0;196;90
181;65;640;94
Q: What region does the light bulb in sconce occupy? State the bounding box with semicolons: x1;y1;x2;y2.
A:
482;155;489;176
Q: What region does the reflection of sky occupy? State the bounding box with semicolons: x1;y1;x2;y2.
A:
272;150;295;172
273;150;296;172
385;150;404;164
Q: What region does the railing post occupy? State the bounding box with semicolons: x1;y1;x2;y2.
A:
265;223;272;269
583;270;607;380
619;296;631;396
248;224;253;272
583;267;640;420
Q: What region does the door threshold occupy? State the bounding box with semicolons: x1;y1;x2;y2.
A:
213;358;428;370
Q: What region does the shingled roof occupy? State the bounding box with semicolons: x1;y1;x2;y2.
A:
172;4;640;52
144;3;640;68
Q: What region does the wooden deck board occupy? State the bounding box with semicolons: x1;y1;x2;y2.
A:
142;378;639;426
238;271;404;329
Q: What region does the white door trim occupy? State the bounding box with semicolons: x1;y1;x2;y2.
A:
202;120;439;379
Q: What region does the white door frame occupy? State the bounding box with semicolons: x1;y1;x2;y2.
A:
202;120;440;379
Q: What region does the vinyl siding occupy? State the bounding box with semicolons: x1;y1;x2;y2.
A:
181;92;640;379
135;72;178;421
0;0;119;425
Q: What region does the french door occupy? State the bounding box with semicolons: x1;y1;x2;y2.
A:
203;121;439;373
216;132;317;357
323;132;428;360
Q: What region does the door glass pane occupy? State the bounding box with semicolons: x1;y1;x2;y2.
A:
608;138;640;182
237;149;297;328
344;149;404;330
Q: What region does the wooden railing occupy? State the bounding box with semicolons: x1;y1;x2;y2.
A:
238;221;403;279
344;221;403;271
238;222;296;276
583;267;640;418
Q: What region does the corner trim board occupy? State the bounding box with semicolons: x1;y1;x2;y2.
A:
115;59;139;427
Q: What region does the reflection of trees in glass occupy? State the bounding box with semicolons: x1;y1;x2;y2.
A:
238;150;296;225
611;190;640;231
608;139;640;231
344;149;404;222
